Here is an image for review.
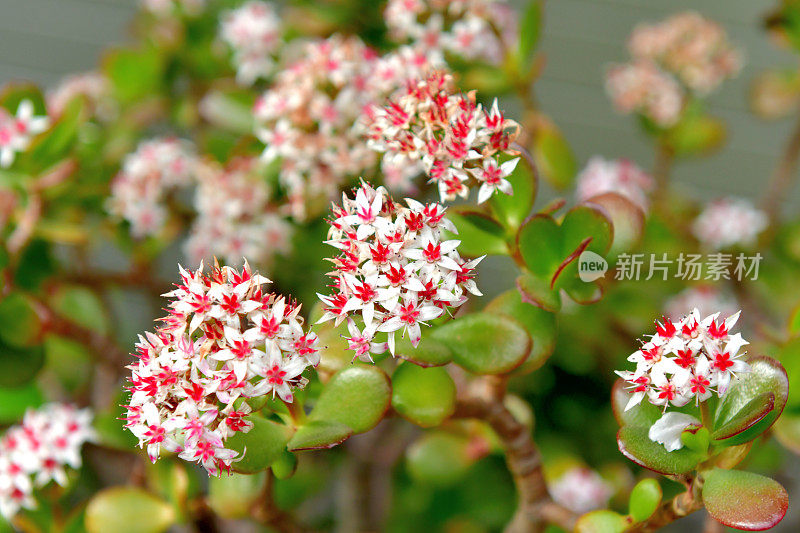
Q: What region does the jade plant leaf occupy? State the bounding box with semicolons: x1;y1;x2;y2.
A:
617;425;705;475
532;118;577;189
406;431;475;487
490;157;537;230
582;192;645;254
713;356;788;446
611;379;661;428
208;472;265;519
445;211;508;257
287;420;353;451
516;272;561;312
85;487;175;533
431;312;531;375
0;292;43;348
309;365;391;433
391;362;456;427
394;335;453;368
485;289;556;373
516;215;563;280
702;469;788;531
574;510;630;533
628;478;662;523
227;416;291;474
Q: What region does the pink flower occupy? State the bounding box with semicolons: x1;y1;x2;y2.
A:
692;197;768;250
575;156;654;212
220;1;282;85
0;100;49;169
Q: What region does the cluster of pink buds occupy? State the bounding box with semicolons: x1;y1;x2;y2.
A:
123;262;319;475
219;1;282;86
692;197;768;250
0;404;94;520
605;60;684;128
549;466;613;514
47;72;112;120
365;70;521;204
575;156;654;212
317;181;481;361
108;137;198;237
186;158;292;266
384;0;517;66
254;36;433;219
616;309;750;451
0;100;49;169
628;11;742;95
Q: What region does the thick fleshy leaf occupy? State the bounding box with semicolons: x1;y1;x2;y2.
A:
315;323;353;375
394;335;452;367
617;425;704;475
518;1;543;63
574;510;630;533
491;158;536;230
0;383;42;423
85;487;175;533
560;205;613;257
702;469;788;531
406;431;474;486
516;215;563;278
227;417;291;474
611;379;661;428
309;365;391;433
628;478;662;523
431;313;531;375
50;285;110;334
533;118;576;189
665;113;726;157
582;192;645;254
485;289;556;373
270;450;298;479
287;420;353;451
516;273;561;312
774;412;800;454
208;472;265;519
0;339;45;388
23;98;83;172
446;211;508;257
104;46;164;104
0;292;43;347
712;392;774;442
713;356;788;446
392;363;456;427
680;426;710;455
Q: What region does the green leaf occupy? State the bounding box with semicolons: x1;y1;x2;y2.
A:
85;487;175;533
199;88;256;134
103;47;164;104
0;340;44;387
517;215;562;278
490;156;537;230
392;362;456;427
485;289;556;373
680;426;710;455
574;510;630;533
628;478;662;523
271;450;298;479
702;469;788;531
394;335;453;367
208;472;265;519
664;112;726;157
23;98;83;172
406;431;474;486
712;392;774;442
50;285;109;334
0;382;42;423
617;425;704;475
445;211;508;257
611;379;661;428
287;420;353;451
0;292;43;347
431;312;531;375
582;192;645;254
518;1;543;63
226;417;291;474
533;119;576;189
713;356;788;446
309;365;391;433
515;272;561;312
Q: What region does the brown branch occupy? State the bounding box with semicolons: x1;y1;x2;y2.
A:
251;472;308;533
761;110;800;222
453;376;577;533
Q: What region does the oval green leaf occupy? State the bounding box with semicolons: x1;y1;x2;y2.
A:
406;431;474;487
392;362;456;427
628;478;662;523
309;365;391;433
85;487;175;533
287;420;353;451
617;425;704;475
574;510;630;533
702;469;788;531
227;417;291;474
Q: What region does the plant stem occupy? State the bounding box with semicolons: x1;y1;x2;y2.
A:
761;110;800;222
700;402;712;430
454;376;577;533
652;141;674;204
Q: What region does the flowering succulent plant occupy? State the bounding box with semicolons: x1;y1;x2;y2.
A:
0;1;798;532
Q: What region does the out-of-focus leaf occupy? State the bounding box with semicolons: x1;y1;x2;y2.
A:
533;118;576;189
287;420;353;451
0;382;42;423
227;417;291;474
208;472;265;519
628;478;662;523
85;487;175;533
445;211;508;257
574;510;630;533
702;469;788;531
271;450;298;479
104;47;164;104
0;338;44;387
582;192;646;255
617;425;704;475
200;88;256;134
309;365;391;433
406;431;475;487
664;112;726;157
24;98;84;172
491;155;537;230
0;292;42;347
518;1;543;64
44;335;92;392
751;68;800;120
392;362;456;427
431;312;531;375
50;285;109;334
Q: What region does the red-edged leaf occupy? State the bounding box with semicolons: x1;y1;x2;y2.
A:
702;469;788;531
617;425;704;475
550;236;591;289
712;392;775;441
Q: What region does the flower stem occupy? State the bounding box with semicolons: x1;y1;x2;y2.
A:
284;399;307;426
700;401;712;430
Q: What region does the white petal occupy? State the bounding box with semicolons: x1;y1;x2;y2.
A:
648;412;701;452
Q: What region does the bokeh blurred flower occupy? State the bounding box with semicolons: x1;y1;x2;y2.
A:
664;285;739;322
220;1;282;85
47;72;112;120
692;197;768;250
550;467;614;514
0;100;49;168
317;181;481;360
605;60;684;128
575;156;654;212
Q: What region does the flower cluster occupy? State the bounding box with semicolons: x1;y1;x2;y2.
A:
549;467;613;514
628;11;742;95
220;1;282;86
366;70;521;204
185;158;292;266
692;197;768;250
317;181;481;361
384;0;517;65
575;156;654;212
605;60;684;128
616;309;750;450
47;72;111;120
0;100;49;169
0;404;94;520
254;36;433;219
108;137;198;238
123;262;318;475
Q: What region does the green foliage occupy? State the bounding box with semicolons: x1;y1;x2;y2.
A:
227;416;291;474
406;431;475;486
574;510;630;533
208;472;266;519
532;118;577;189
446;210;509;257
308;365;391;433
628;478;662;523
392;362;456;427
85;487;175;533
702;469;788;531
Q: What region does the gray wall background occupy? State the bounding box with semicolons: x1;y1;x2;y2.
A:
0;0;796;203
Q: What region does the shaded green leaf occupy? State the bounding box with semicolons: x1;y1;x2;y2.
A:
574;510;630;533
446;211;508;257
617;425;704;475
395;335;453;367
516;273;561;312
406;431;474;487
85;487;175;533
392;362;456;427
287;420;353;451
227;417;291;474
628;478;662;523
